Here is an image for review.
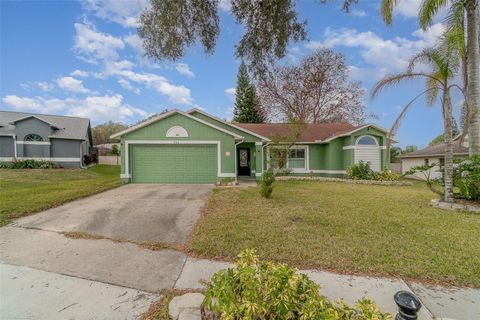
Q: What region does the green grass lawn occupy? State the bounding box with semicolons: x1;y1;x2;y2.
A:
188;180;480;287
0;165;121;226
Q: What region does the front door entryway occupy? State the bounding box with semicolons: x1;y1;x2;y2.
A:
237;148;251;176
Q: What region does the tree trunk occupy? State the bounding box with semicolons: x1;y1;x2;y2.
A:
466;0;480;155
443;91;454;203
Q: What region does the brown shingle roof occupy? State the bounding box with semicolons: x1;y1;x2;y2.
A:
235;123;357;142
401;140;468;158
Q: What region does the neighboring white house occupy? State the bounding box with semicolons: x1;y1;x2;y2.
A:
401;136;469;180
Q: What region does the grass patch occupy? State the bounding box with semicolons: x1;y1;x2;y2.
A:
187;180;480;287
0;165;121;226
139;290;198;320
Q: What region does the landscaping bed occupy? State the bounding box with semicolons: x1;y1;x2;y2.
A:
0;165;121;226
187;180;480;287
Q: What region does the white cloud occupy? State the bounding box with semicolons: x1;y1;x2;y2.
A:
395;0;421;18
118;79;141;94
80;0;148;28
175;63;195;78
311;23;445;81
70;69;89;77
219;0;231;12
351;9;367;17
67;94;147;122
2;94;147;123
224;87;236;101
36;82;55;92
74;22;125;63
56;76;90;93
104;66;194;105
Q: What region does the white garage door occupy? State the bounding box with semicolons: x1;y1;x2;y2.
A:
354;135;381;171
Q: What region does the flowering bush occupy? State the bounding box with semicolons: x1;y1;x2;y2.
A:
347;162;400;181
453;156;480;201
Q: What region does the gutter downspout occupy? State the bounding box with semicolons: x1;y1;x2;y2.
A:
13;136;17;159
80;141;86;168
261;142;272;176
234;139;245;183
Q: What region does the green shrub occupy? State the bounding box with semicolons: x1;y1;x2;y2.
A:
1;159;59;169
204;249;390;320
83;154;98;165
453;156;480;201
347;161;372;180
371;167;401;181
259;169;275;198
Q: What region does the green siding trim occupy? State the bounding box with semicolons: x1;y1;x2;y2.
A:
131;144;217;183
190;111;263;143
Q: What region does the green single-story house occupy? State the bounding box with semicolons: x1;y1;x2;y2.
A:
111;109;390;184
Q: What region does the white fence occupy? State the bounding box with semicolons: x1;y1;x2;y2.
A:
99;156;120;165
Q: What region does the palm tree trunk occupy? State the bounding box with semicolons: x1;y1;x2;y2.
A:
466;0;480;155
443;90;454;203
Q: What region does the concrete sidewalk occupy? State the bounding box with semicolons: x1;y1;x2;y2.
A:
1;226;479;319
0;263;159;320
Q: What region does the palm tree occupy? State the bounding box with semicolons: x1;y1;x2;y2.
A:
381;0;479;155
372;47;462;202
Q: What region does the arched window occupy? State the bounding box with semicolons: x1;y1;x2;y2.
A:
166;126;189;138
24;134;43;142
356;135;377;146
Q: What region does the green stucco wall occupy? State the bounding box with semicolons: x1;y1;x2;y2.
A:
119;113;237;181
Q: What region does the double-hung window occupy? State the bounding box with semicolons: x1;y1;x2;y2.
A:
288;148;306;169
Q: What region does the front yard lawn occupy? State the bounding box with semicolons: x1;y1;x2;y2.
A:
188;180;480;287
0;165;121;226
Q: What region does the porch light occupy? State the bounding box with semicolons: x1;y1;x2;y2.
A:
393;291;422;320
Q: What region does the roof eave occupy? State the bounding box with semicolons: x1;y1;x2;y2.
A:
187;108;271;142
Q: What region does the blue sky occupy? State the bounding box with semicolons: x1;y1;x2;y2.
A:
0;0;459;147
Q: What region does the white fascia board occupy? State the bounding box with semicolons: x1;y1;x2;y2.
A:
9;115;60;129
111;109;244;140
187;108;271;141
315;124;391;144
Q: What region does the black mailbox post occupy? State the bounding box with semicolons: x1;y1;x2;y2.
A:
394;290;422;320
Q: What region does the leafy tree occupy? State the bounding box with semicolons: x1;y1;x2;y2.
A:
403;145;418;154
92;121;128;145
372;45;461;202
233;62;264;123
429;117;460;145
138;0;357;76
381;0;479;155
111;144;120;156
390;146;402;163
258;48;367;124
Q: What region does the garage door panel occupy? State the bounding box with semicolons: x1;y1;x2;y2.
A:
131;144;217;184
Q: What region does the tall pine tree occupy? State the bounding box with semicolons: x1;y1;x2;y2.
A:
233;62;265;123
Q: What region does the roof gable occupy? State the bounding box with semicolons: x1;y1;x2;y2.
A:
0;111;91;141
187;108;270;141
111;110;243;139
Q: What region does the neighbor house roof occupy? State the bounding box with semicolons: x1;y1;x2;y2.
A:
0;111;91;141
401;139;468;158
236;122;360;143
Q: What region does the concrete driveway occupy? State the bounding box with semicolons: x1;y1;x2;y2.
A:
13;184;213;244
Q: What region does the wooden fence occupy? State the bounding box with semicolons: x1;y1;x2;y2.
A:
99;156;120;165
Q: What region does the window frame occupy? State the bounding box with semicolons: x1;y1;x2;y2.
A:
24;133;44;142
355;135;378;146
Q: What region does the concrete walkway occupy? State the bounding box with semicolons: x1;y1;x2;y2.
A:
0;263;158;320
1;226;479;320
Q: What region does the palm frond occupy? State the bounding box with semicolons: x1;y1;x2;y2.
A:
381;0;398;26
426;77;440;105
419;0;450;30
445;0;465;30
387;88;437;149
371;72;441;99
